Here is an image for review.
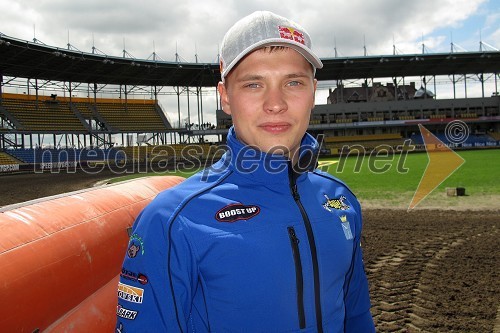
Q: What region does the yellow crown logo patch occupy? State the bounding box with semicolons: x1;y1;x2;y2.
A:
322;195;350;212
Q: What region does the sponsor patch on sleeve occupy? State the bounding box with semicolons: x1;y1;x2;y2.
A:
117;304;138;320
118;282;144;304
120;268;148;285
127;234;144;258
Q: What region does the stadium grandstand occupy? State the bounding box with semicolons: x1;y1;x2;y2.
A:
0;32;499;174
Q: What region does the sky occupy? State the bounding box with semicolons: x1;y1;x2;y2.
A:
0;0;499;132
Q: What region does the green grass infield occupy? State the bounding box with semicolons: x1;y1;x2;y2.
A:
109;149;499;209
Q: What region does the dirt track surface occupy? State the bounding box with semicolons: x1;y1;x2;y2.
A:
362;209;499;332
1;172;499;332
0;170;119;207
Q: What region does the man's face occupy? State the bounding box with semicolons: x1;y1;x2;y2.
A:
218;47;317;162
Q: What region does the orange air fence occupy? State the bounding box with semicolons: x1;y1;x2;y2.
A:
0;176;185;332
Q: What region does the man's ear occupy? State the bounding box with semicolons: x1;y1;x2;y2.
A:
218;82;231;115
311;79;318;109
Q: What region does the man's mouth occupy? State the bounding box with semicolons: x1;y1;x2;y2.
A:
259;122;291;133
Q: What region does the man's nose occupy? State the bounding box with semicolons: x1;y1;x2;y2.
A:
263;87;287;113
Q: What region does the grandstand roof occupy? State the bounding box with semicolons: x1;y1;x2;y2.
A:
1;34;499;87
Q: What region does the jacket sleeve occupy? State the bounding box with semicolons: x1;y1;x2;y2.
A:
343;199;376;332
116;202;198;332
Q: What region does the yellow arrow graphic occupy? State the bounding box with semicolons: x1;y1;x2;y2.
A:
408;124;466;211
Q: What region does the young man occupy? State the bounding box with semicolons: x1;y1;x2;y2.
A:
116;11;375;332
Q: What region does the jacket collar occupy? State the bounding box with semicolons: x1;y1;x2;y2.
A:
223;127;319;184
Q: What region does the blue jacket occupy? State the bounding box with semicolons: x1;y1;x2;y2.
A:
116;128;375;332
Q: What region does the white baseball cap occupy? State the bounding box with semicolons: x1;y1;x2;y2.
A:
219;11;323;80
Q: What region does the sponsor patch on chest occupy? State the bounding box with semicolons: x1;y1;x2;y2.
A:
322;194;350;212
215;203;261;223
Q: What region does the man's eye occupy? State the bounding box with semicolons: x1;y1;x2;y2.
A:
245;83;260;88
288;81;302;87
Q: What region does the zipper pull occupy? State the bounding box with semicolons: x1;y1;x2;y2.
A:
288;226;300;244
288;161;300;200
291;184;300;200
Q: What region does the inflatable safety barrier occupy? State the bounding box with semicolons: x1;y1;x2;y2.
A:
0;176;184;332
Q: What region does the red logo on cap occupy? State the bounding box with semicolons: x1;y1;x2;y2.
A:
278;26;305;45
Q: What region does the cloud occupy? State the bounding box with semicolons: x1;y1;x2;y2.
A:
300;0;488;56
1;0;497;138
1;0;494;60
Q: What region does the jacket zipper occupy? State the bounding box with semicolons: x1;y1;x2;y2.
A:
288;165;323;333
287;226;306;329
